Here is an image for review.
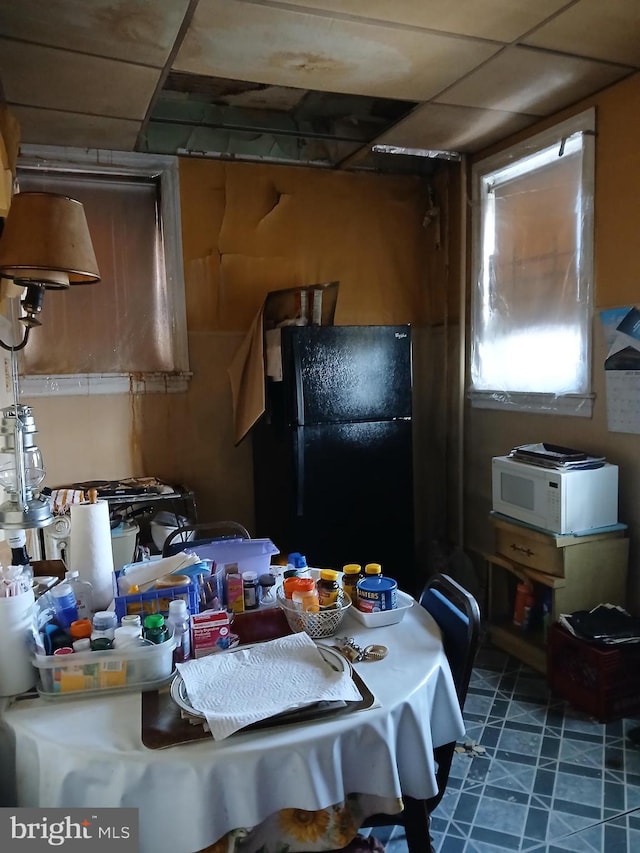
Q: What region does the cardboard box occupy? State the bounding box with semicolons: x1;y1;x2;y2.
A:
228;282;339;444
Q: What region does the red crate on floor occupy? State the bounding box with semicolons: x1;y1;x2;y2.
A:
547;623;640;723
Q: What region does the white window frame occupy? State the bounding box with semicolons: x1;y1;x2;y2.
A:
13;145;190;396
469;108;596;417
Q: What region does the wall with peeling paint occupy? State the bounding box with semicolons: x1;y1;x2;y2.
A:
31;158;460;564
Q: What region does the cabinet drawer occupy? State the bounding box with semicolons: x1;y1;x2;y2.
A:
494;525;564;576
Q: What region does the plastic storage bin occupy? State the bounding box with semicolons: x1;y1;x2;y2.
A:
186;538;279;578
34;634;177;698
113;569;200;623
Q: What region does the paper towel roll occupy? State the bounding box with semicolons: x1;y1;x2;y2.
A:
69;499;115;611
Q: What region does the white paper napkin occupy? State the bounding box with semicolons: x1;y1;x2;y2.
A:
175;632;361;739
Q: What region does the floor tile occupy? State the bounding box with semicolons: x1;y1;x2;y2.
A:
380;641;640;853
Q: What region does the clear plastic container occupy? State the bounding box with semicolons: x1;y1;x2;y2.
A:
33;633;177;698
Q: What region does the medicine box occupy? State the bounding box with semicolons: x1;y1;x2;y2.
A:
34;635;177;698
191;610;232;658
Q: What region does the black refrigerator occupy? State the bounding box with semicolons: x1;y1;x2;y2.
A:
252;325;416;594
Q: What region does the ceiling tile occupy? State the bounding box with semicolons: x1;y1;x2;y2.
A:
0;0;191;67
277;0;571;42
374;102;538;153
0;39;161;120
435;45;633;115
174;0;500;101
11;106;141;151
523;0;640;68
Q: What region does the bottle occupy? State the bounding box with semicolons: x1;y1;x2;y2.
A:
64;570;94;620
121;614;143;636
291;578;319;612
287;552;309;576
91;610;117;643
341;564;361;601
72;638;91;653
69;618;93;642
242;571;259;610
143;613;169;645
259;573;277;607
317;569;340;607
7;529;30;567
50;582;79;629
364;563;382;577
513;583;534;629
166;599;191;663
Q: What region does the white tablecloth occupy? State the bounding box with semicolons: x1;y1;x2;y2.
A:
0;601;465;853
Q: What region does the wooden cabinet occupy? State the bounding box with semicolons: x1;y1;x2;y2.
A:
486;515;629;673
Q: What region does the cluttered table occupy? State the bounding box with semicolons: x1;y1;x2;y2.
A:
0;600;464;853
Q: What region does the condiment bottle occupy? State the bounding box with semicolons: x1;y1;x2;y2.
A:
143;613;169;644
317;569;340;607
364;563;382;577
291;577;319;612
341;564;361;600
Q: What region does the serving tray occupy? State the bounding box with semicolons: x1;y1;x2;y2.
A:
141;646;375;749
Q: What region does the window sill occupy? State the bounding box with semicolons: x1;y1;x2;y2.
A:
20;372;193;397
468;390;594;417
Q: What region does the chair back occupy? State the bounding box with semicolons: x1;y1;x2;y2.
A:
419;572;481;708
162;521;250;558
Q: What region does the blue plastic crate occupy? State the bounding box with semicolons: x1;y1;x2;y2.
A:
113;570;200;623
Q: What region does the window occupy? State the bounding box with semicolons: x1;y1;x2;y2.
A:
13;145;190;396
469;109;595;416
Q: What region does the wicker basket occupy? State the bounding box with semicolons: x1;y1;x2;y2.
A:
277;588;351;639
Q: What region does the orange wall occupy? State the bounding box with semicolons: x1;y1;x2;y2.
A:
465;72;640;607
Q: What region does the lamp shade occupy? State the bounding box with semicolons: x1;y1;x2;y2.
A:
0;191;100;289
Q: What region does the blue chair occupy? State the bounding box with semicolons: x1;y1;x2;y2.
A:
362;572;481;853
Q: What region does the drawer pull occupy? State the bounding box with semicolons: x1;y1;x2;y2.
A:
510;544;534;557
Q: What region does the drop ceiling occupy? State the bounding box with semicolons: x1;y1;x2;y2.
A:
0;0;638;174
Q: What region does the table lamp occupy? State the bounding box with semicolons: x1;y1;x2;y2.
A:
0;191;100;528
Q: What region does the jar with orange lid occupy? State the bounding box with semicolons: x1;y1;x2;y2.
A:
69;619;93;642
341;564;361;600
317;569;340;607
291;578;319;612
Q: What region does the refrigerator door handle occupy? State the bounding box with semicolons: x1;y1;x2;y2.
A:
291;333;305;426
294;426;304;516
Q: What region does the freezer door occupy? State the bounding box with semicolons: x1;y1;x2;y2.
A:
291;419;415;593
282;325;412;425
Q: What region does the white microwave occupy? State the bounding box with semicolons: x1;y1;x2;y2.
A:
491;456;619;534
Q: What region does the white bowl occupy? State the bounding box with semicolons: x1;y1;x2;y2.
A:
349;589;414;628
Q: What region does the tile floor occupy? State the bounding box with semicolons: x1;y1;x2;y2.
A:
364;643;640;853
